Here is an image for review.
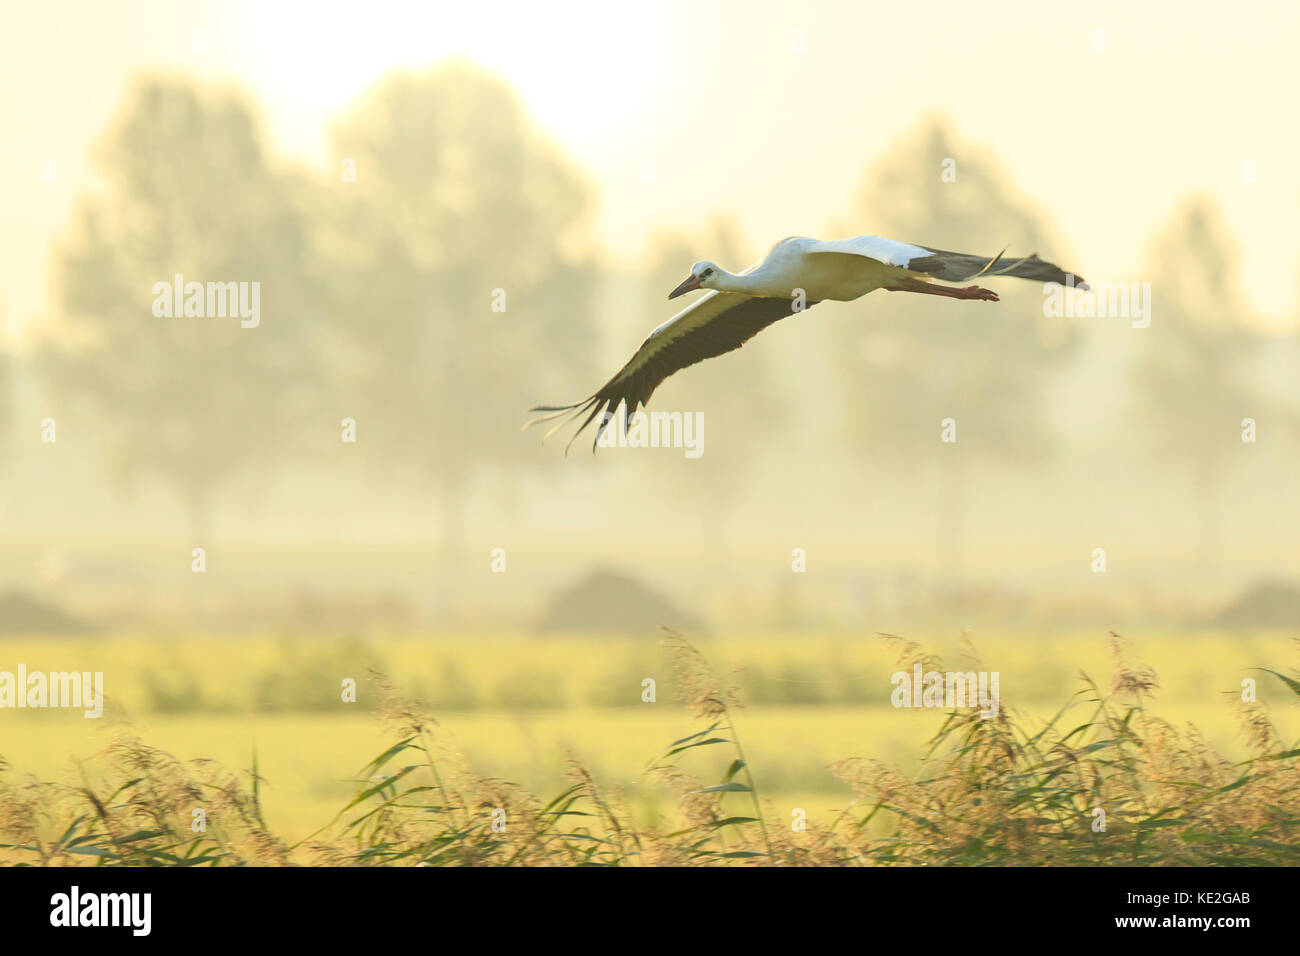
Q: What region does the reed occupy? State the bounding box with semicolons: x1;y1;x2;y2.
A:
2;634;1297;866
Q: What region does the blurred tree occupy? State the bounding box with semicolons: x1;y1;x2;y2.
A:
1131;198;1262;578
41;80;330;542
322;62;599;590
829;119;1078;586
0;351;10;472
0;314;10;446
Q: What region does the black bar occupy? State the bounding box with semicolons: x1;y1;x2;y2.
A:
0;865;1280;942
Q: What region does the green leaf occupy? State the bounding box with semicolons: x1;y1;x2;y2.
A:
664;738;730;758
356;737;420;778
51;816;87;851
667;723;721;749
341;765;418;812
1252;668;1300;699
66;846;117;858
694;782;751;794
1261;749;1300;761
704;817;760;829
541;784;584;813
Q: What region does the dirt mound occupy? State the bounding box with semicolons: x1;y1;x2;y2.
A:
536;568;702;634
0;591;95;635
1211;580;1300;629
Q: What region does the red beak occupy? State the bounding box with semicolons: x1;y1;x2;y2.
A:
667;273;702;300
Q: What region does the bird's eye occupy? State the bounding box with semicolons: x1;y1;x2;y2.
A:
701;268;713;278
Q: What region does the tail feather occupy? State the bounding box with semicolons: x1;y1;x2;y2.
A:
911;248;1088;290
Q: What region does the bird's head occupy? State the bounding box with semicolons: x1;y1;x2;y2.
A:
668;261;720;299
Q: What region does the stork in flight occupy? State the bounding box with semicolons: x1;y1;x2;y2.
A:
526;235;1086;452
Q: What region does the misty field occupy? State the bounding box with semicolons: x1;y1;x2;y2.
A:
2;630;1299;863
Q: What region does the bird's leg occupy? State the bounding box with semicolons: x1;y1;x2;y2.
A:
883;278;999;302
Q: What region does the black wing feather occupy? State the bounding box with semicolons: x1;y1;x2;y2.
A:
528;295;814;453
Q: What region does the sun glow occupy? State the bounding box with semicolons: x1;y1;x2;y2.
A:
245;0;665;163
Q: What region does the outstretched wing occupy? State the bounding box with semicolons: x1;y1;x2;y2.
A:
806;235;1087;288
527;291;814;453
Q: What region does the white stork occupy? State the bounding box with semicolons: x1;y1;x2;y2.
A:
527;235;1086;452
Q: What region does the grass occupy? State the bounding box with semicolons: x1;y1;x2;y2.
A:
2;632;1299;865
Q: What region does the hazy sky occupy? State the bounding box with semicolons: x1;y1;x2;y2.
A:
3;0;1298;342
